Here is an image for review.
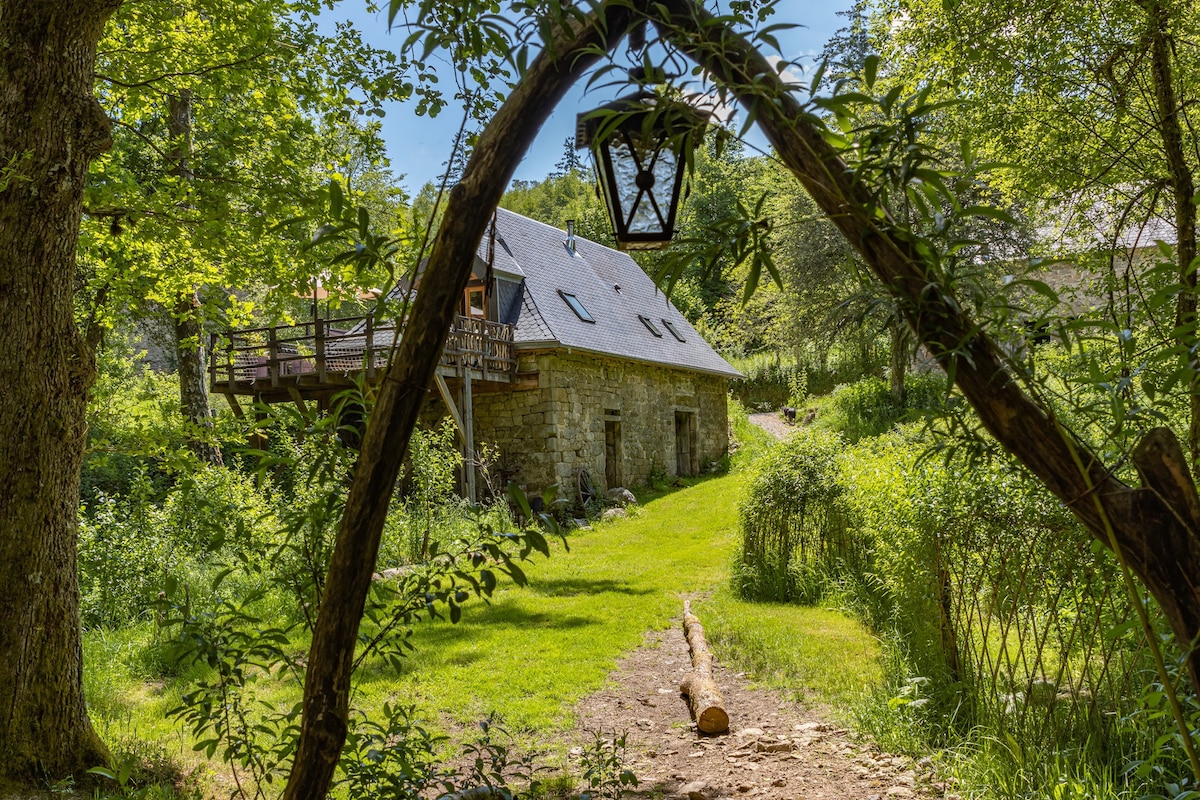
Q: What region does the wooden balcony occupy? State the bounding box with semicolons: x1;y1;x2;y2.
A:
209;313;517;407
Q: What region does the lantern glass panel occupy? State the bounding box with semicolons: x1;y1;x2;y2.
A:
608;137;677;236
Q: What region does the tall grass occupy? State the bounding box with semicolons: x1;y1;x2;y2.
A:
732;377;1197;797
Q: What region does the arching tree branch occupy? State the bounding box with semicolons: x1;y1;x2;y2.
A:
279;4;637;798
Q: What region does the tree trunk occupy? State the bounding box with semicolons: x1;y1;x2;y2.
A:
174;291;222;465
166;89;222;465
279;6;634;799
1144;0;1200;473
657;0;1200;696
0;0;119;784
679;601;729;734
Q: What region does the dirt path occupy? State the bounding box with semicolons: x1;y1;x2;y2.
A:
569;625;945;800
747;412;794;441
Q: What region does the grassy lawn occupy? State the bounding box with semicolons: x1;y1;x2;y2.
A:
353;472;742;732
83;451;882;776
695;587;883;708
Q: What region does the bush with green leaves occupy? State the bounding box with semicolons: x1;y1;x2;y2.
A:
735;419;1190;794
164;486;565;800
78;463;279;629
79;473;176;629
733;428;863;604
822;372;947;442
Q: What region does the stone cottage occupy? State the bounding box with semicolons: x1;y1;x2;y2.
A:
210;208;741;499
457;208;742;497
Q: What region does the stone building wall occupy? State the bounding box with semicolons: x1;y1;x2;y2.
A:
469;350;728;498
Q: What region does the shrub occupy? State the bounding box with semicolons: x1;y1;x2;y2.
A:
734;429;864;603
79;462;278;629
821;373;948;442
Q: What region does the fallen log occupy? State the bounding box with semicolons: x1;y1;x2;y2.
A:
679;600;729;734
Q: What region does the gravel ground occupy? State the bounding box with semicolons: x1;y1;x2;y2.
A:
569;625;946;800
747;412;796;441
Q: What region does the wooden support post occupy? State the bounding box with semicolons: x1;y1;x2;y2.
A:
316;317;326;384
463;369;476;504
680;600;729;734
434;373;469;448
221;390;244;419
268;327;280;388
365;314;375;379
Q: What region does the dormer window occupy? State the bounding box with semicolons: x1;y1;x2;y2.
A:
638;315;663;337
662;319;686;342
558;290;594;322
464;286;486;318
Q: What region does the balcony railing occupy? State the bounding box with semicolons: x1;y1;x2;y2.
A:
209;313;516;394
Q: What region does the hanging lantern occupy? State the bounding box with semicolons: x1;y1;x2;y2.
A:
576;92;708;250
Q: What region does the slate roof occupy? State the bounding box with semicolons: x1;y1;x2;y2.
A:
480;208;741;379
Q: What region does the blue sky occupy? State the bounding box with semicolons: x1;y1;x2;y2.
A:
330;1;853;195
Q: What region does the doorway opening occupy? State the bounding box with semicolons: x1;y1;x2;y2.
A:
675;410;697;477
604;410;621;489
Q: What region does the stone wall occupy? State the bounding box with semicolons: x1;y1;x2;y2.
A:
469;350;728;498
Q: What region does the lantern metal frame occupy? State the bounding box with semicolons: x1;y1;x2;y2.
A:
576;91;709;251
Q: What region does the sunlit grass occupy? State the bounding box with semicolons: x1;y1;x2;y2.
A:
82;457;885;785
353;472;742;732
695;586;883;709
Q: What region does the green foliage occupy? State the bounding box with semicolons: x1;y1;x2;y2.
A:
86;735;201;799
823;373;947;442
727;396;773;469
735;416;1198;795
734;429;862;603
337;704;442;798
84;343;196;501
578;730;637;800
82;0;417;342
78;463;277;629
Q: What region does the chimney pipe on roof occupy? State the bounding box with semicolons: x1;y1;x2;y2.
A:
565;220;576;255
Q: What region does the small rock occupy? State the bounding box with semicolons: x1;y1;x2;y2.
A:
794;722;826;733
602;507;628;521
569;746;582;756
637;718;654;729
771;778;786;787
679;780;708;800
755;740;794;753
572;518;593;530
605;487;638;505
736;727;765;737
687;751;705;758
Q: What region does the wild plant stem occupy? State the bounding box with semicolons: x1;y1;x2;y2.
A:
1058;422;1200;782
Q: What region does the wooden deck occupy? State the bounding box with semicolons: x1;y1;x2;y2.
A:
209;312;517;407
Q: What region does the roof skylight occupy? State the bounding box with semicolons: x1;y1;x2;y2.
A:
638;315;663;337
662;319;686;342
558;290;594;322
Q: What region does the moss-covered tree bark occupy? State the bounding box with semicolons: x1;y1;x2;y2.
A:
0;0;118;784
